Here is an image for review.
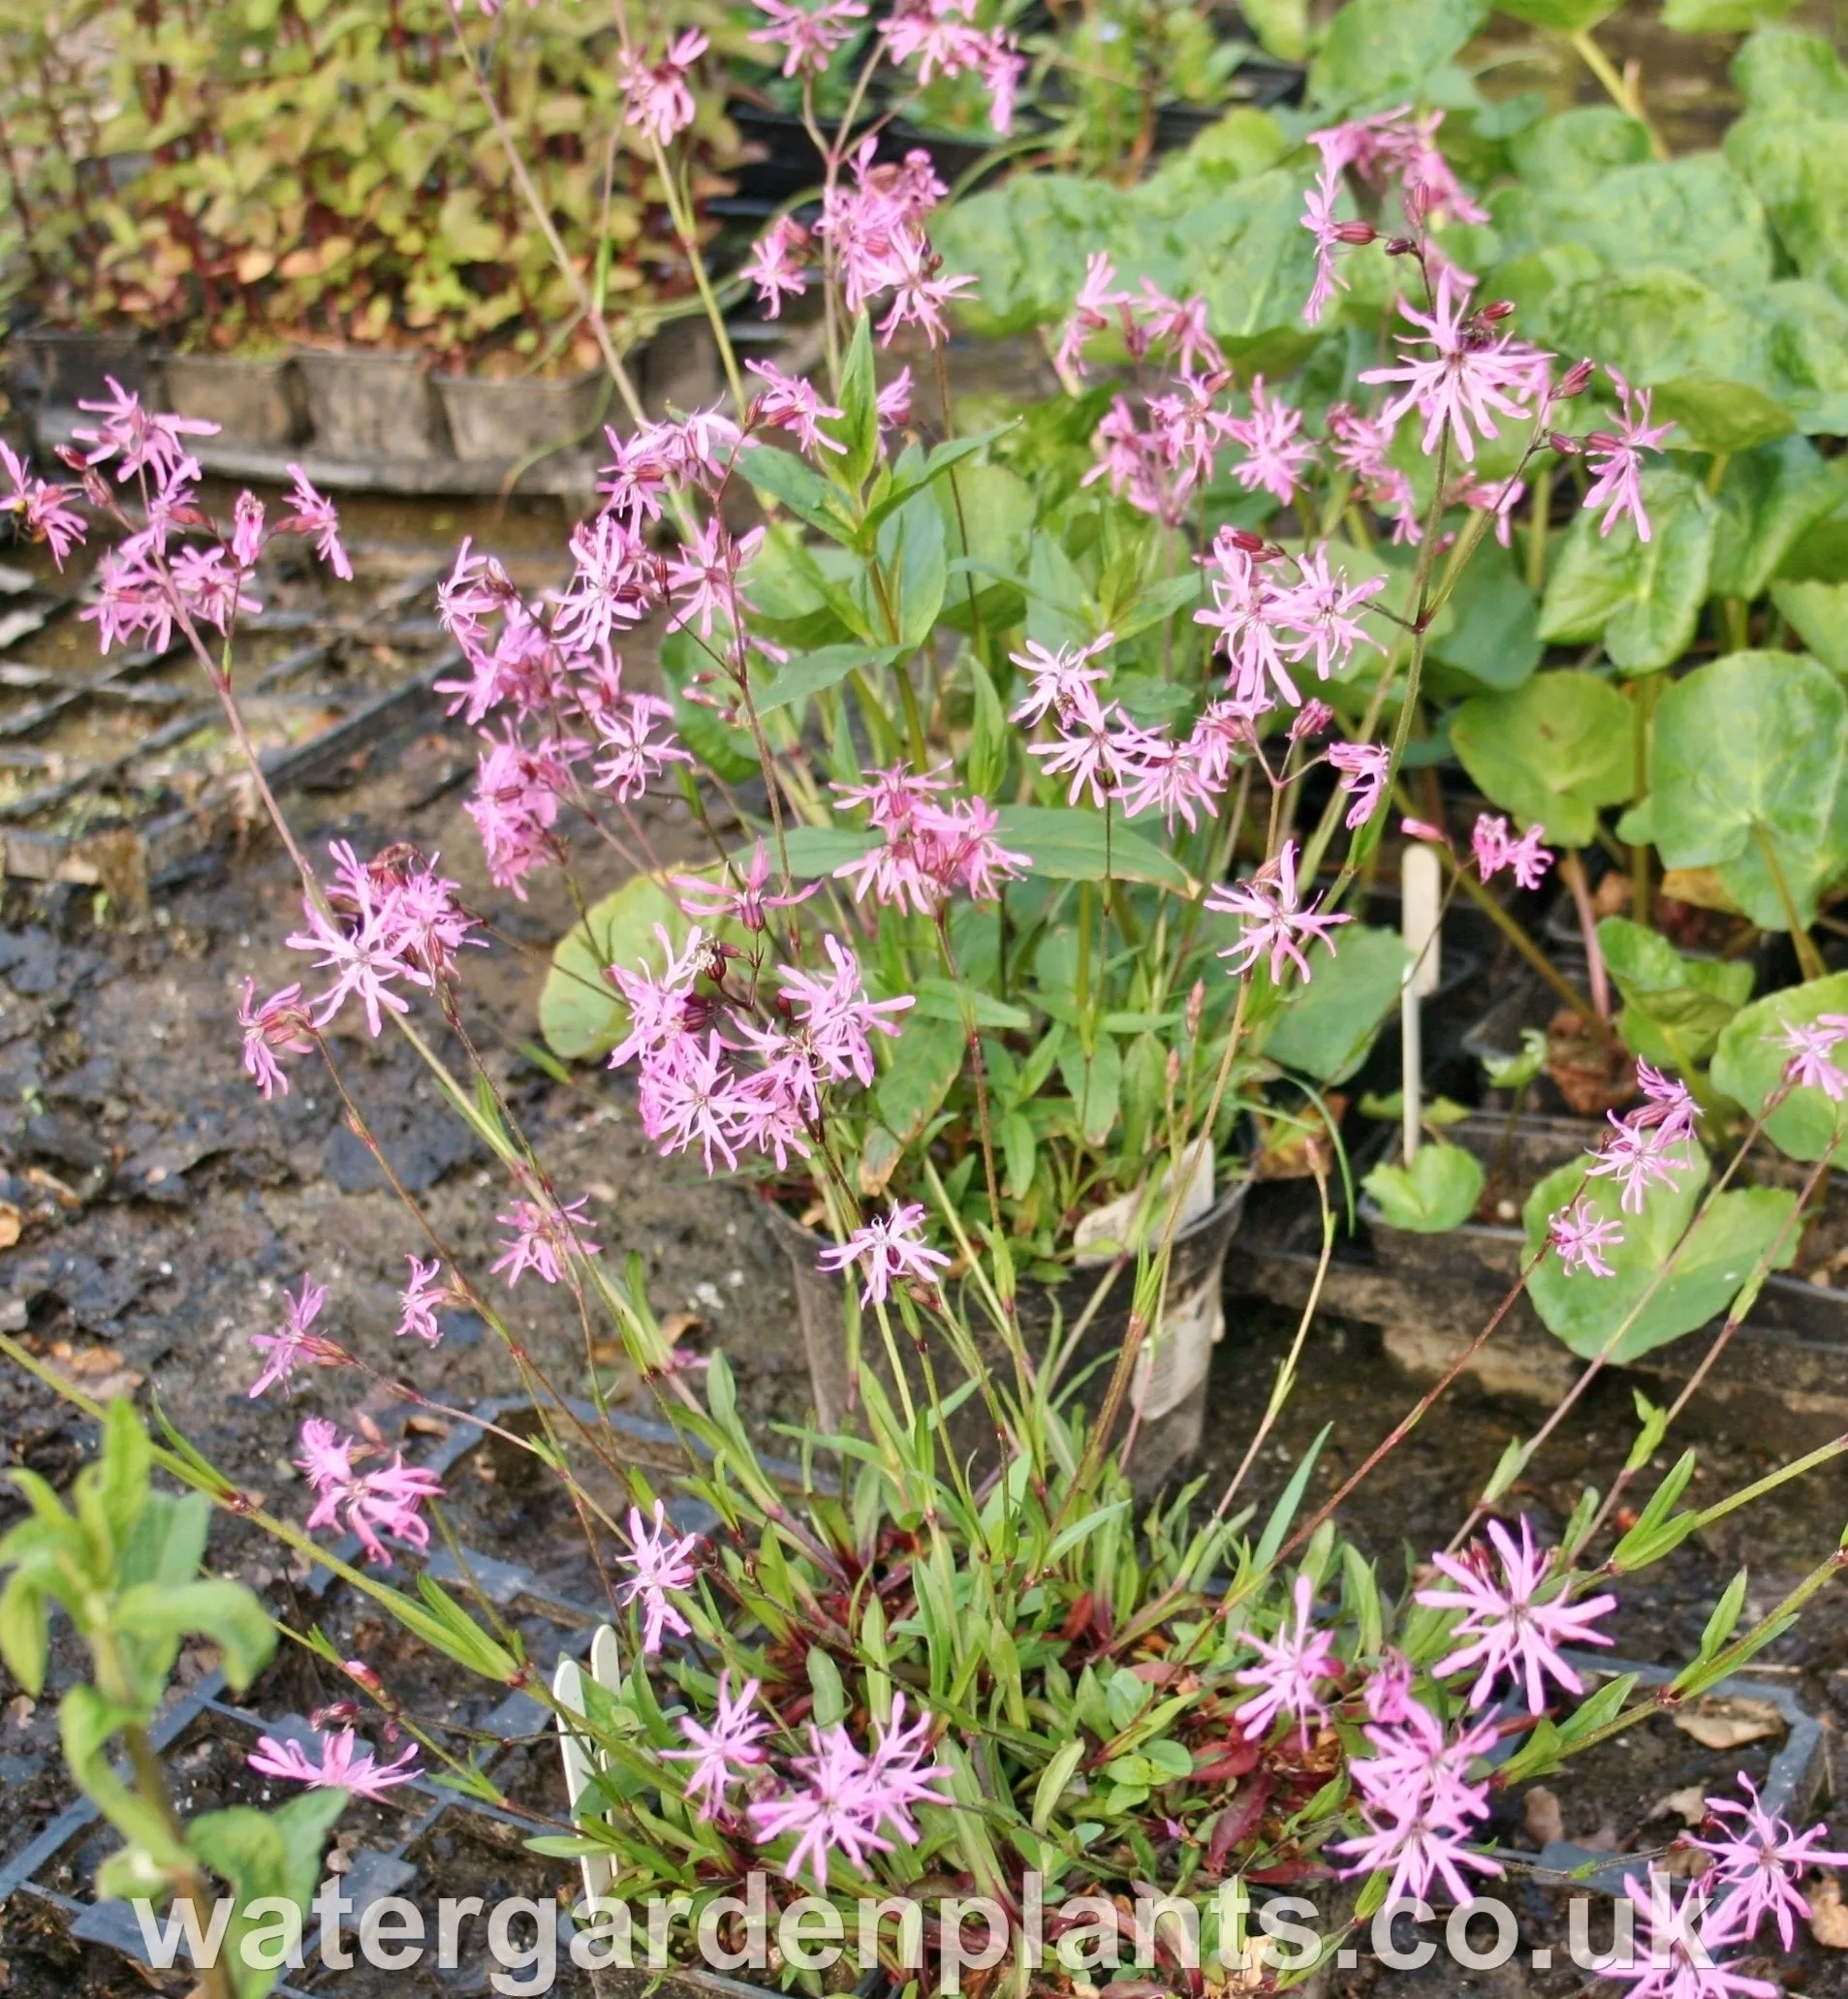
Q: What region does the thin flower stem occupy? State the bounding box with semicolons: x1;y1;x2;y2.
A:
1753;822;1828;981
1558;850;1612;1019
1273;1247;1549;1573
1569;27;1670;163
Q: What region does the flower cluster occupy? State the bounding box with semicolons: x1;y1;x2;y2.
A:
831;764;1032;911
296;1416;443;1568
744;140;976;347
609;922;911;1174
1544;1064;1702;1275
748;1695;953;1889
248;1274;343;1399
1195;530;1385;712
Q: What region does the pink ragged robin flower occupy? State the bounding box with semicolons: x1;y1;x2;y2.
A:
663;1671;771;1819
490;1193;601;1288
748;1694;951;1890
617;1500;701;1654
278;465;352;580
1225;376;1317;506
0;440;86;568
1360;269;1546;463
1582;368;1675;544
1470;812;1553;890
1329;742;1389;828
297;1417;443;1568
1207;840;1352;986
1585;1113;1699;1216
1417;1515;1616;1714
71;378;217;484
1690;1771;1848;1951
618;28;706;145
1601;1873;1776;1999
673;841;820;933
775;935;913;1087
238;978;315;1098
394;1256;447;1345
817;1201;952;1307
1771;1016;1848;1102
1548;1197;1623;1277
749;0;867;76
248;1274;343;1399
1234;1574;1337;1750
249;1728;420;1800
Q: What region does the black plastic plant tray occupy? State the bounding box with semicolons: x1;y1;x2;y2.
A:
0;1388;804;1987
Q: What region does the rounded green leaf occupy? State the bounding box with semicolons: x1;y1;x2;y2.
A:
1451;671;1637;846
540;873;682;1063
1363;1142;1485;1234
1261;924;1409;1083
1521;1152;1797;1360
1537;470;1716;673
1649;649;1845;869
1495;0;1621;26
1709;971;1848;1159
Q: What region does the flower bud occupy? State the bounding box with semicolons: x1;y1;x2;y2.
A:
1332;221;1378;245
1384;236;1418;257
1480;299;1517;323
1185;980;1206;1038
1554;357;1595;398
1289;699;1334;743
1583;431;1622;453
1547;430;1583;456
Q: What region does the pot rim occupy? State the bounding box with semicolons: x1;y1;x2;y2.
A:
159;349;296;372
431;364;605;390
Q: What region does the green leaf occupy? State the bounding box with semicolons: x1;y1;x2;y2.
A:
1507;109;1653;197
1596;917;1754;1068
966;653;1009;796
1451;671;1637;846
1697;1569;1750;1661
540;873;680;1063
1261;925;1410;1084
1426;544;1542;691
116;1580;275;1693
0;1571;46;1696
1239;0;1308;60
1495;0;1619;26
830;311;880;488
861;1016;964;1194
756;642;902;715
1770;578;1848;674
1666;0;1800;26
1732;28;1848;121
1058;1034;1122;1148
1537;471;1716;674
1363;1143;1485;1234
1252;1425;1330;1572
1709;972;1848;1159
1709;437;1843;602
806;1646;846;1727
877;488;948;649
993;804;1195;893
736;442;858;543
1522;1152;1798;1360
1032;1737;1087;1831
1309;0;1490;112
1649;652;1846;897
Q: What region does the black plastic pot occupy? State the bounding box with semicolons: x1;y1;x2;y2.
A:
762;1176;1250;1493
433;368;609;461
161;352;305;448
294;347;447;460
15;328;156;406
